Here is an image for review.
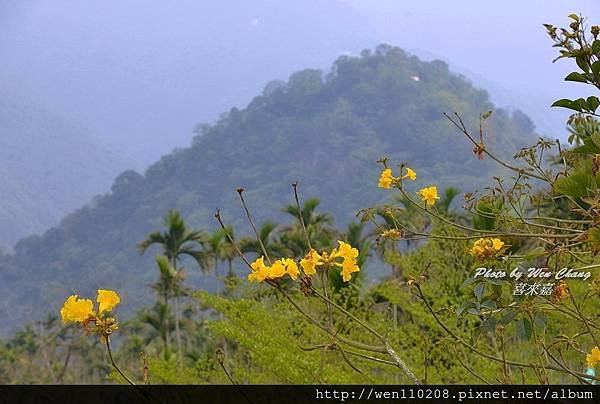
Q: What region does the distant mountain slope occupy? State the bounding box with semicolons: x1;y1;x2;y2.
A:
0;0;376;163
0;46;537;334
0;90;133;248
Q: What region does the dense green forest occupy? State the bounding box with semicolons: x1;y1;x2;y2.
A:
0;45;538;337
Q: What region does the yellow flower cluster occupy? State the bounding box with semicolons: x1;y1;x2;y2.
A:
380;228;403;240
377;165;441;208
469;238;505;260
299;249;322;276
300;241;360;282
587;346;600;368
248;256;299;282
60;289;120;324
248;241;361;283
417;186;440;206
378;168;395;189
248;241;360;282
377;167;417;189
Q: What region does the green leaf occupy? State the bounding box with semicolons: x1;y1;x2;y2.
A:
513;292;527;303
553;173;592;197
499;309;517;325
587;96;600;113
467;308;479;316
565;72;588;83
462;277;478;287
592;61;600;81
516;317;532;341
474;283;485;302
551;98;583;112
568;14;579;21
490;283;503;298
481;300;497;310
576;57;590;73
456;301;476;318
593;40;600;55
591;132;600;148
572;144;598;154
577;98;589;110
571;136;600;154
481;318;497;334
486;278;504;286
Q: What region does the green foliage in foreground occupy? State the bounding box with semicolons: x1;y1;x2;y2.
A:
0;219;594;384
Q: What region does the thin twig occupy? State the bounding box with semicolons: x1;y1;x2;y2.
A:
237;188;272;265
292;182;312;250
105;338;136;386
215;209;252;268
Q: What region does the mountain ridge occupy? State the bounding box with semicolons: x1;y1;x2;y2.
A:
0;45;538;335
0;83;136;249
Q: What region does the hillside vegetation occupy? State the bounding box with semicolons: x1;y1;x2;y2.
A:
0;88;133;249
0;45;537;334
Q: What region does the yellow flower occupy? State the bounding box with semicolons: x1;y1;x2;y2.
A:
249;257;301;282
334;240;359;261
60;295;94;324
251;256;266;272
249;256;270;282
470;238;505;260
417;186;439;206
97;289;120;314
470;245;485;257
243;242;362;284
329;241;361;282
378;168;396;189
469;238;485;254
340;259;360;282
269;260;286;279
300;249;322;275
282;258;299;280
491;238;504;251
59;290;121;341
586;346;600;368
403;167;417;181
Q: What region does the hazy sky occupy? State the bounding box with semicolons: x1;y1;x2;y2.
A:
1;1;599;167
0;0;374;165
345;0;600;138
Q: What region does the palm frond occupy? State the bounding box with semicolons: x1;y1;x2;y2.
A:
137;231;166;254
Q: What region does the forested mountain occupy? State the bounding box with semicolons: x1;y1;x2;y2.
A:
0;87;133;249
0;46;538;335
